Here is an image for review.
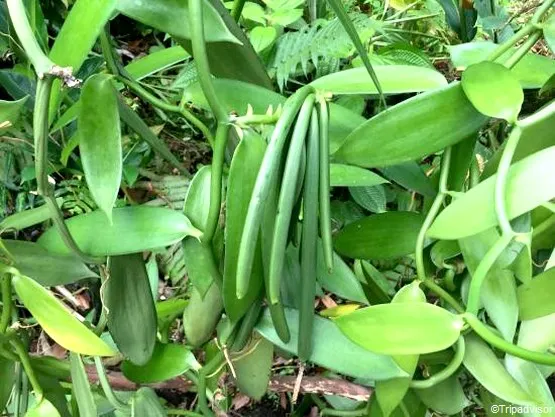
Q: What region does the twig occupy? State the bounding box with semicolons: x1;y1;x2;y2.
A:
84;368;373;401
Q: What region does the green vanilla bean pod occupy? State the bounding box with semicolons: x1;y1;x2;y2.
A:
317;96;333;273
236;85;314;299
298;109;320;361
268;95;315;305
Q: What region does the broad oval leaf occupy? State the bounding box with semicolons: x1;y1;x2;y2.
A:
349;185;387;213
334;83;487;168
462;334;534;406
330;164;388;187
545;14;555;54
183;166;220;297
462;62;523;123
3;240;97;286
448;41;555;89
38;206;201;257
224;131;266;322
232;336;273;400
256;307;406;380
428;146;555;240
70;353;97;417
459;230;518;341
0;357;15;411
378;162;437;198
249;26;277;52
517;267;555;320
0;96;28;132
334;212;424;260
78;73;122;222
183;281;223;347
25;399;61;417
414;375;469;415
316;244;368;304
131;387;166;417
122;342;198;383
335;303;463;355
12;274;116;356
310;65;447;95
116;0;239;43
106;254;157;365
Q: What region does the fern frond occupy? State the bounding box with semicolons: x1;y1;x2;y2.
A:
269;14;381;90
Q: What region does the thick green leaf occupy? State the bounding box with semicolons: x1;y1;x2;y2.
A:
122;342;198;383
183;165;211;230
428;146;555;239
414;376;469;415
310;65;447;95
462;334;534;406
183;166;220;297
448;41;555;89
25;399;61;417
116;0;239;43
183;78;365;153
462;62;523;123
106;253;157;365
430;240;460;268
334;83;487;168
517;267;555;320
177;0;272;88
378;162;437;198
78;74;122;222
483;101;555;179
224;131;266;322
0;96;27;131
48;0;116;115
335;303;463;355
375;282;425;417
505;355;555;416
0;199;61;232
349;185;386;213
3;240;97;286
125;46;190;79
183;281;223;347
131;387;165;417
334;212;424;260
330;164;388;187
459;229;518;341
316;244;368;304
70;353;97;417
0;357;15;411
448;134;477;191
545;14;555;54
232;336;273;400
38;206;201;257
256;307;406;380
12;273;116;356
517;314;555;378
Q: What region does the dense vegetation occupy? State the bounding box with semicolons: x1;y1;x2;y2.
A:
0;0;554;416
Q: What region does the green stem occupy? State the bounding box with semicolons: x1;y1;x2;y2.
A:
10;336;44;401
189;0;229;123
410;337;465;389
202;123;230;243
93;356;130;412
415;148;452;282
422;280;465;314
494;127;522;235
34;77;103;264
231;0;247;21
6;0;54;76
487;24;535;62
464;313;555;365
504;31;542;69
532;0;555;24
0;274;12;333
465;234;513;315
118;76;215;148
197;351;226;417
